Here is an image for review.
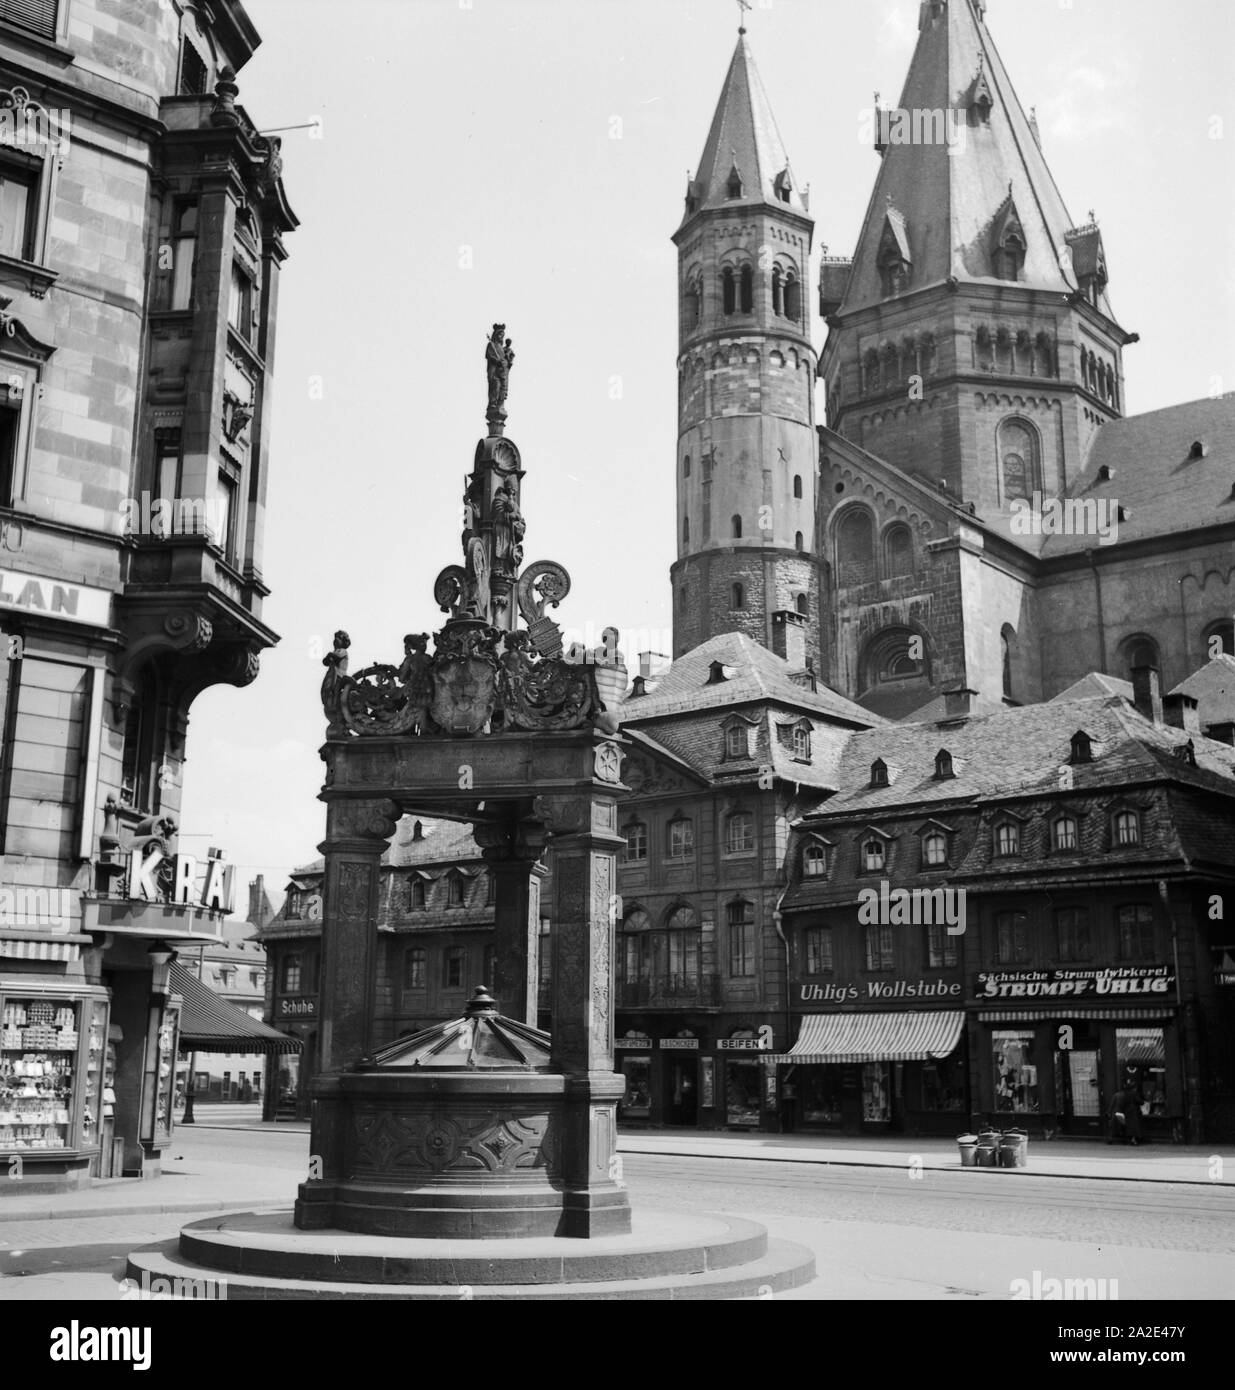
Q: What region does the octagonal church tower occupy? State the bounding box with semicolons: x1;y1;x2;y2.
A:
670;30;821;676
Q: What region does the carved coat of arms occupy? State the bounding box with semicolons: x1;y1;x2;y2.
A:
430;627;499;734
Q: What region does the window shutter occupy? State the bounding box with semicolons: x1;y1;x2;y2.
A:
0;0;58;40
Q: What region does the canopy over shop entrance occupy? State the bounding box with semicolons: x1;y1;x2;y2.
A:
766;1011;965;1065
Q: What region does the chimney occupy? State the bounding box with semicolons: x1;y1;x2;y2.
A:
771;610;807;670
944;686;978;719
1130;665;1163;725
1205;722;1235;746
638;651;670;679
247;874;264;926
1163;693;1201;736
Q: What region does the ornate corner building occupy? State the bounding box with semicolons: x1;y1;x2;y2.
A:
0;0;295;1190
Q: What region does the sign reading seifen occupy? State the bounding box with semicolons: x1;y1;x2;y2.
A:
975;966;1174;999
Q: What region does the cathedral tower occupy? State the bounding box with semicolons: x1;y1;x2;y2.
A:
820;0;1135;522
671;31;821;673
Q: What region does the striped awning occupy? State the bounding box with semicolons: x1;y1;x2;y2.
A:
765;1011;965;1065
0;937;81;963
978;1007;1174;1023
171;961;302;1055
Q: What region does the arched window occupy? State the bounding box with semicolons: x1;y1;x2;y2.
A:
860;628;928;691
1113;810;1140;847
1120;634;1160;679
682;515;690;544
1001;624;1019;702
731;514;743;539
664;904;700;985
619;907;653;987
772;266;783;316
683;455;691;479
784;272;801;322
884;524;913;578
727;899;755;976
725;812;755;855
685;282;701;329
862;838;886;873
739;264;754;314
836;508;875;586
447;873;465;908
794;593;808;616
795;531;804;553
730;582;745;609
934;749;954;780
725;725;747;759
1002;632;1012;699
922;832;948;868
863;349;881;393
281;953;302;993
1052;816;1078;852
722;267;736;315
407;876;426;911
803;843;827;878
793;474;803;499
403;947;426;989
792;726;811;760
995;822;1020;857
623;821;648;863
998;418;1041;504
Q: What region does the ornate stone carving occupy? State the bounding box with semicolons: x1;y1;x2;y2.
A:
429;623;500;735
221;645;260;686
331;798;400;845
485;323;515;420
492;478;525;569
594;742;622;783
498;630;595;731
531;793;590;836
337;862;371;917
321;631;351;735
622;755;686;796
516;560;571;658
164;611;213;651
350;1107;556;1179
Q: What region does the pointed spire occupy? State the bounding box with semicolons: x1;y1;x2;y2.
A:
681;33;808;225
838;0;1117;320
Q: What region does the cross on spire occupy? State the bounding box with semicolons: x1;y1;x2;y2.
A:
736;0;751;34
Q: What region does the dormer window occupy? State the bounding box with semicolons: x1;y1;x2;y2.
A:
994;821;1020;857
992;234;1025;282
934;749;955;780
1052;816;1078;852
803;843;828;878
876;209;912;299
1070;731;1093;765
725;724;748;759
870;759;889;789
407;876;426;911
726;162;744;200
862;838;886;873
1113;810;1140;847
792;726;811;760
922;832;948;868
446;873;465;908
707;660;728;685
774;165;793;203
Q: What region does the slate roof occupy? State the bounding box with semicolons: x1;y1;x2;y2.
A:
1041;395;1235;555
1169;653;1235;726
619;632;883;728
680;33;807;227
838;0;1110;316
1051;673;1134;703
808;694;1235;819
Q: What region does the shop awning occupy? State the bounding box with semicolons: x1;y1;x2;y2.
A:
766;1011;965;1065
0;934;82;963
171;961;302;1055
978;1007;1173;1023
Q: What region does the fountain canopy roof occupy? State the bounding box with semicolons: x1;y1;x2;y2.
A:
366;986;553;1071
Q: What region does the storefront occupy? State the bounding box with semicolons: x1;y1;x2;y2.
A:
616;1023;776;1130
970;967;1181;1139
766;1008;967;1136
615;1030;653;1125
262;943;320;1120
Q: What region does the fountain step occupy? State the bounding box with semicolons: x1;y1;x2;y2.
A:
125;1208;816;1300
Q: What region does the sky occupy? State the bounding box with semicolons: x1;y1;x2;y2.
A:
177;0;1235;900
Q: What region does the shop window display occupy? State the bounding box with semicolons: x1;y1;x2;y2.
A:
920;1055;965;1111
725;1060;761;1127
0;1000;79;1151
618;1055;652;1119
1116;1028;1167;1118
801;1069;844;1125
862;1062;890;1122
993;1030;1040;1113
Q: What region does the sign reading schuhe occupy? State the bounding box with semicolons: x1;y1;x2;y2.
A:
277;998;317;1019
973;966;1175;999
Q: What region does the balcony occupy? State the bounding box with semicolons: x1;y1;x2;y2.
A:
617;974;721;1009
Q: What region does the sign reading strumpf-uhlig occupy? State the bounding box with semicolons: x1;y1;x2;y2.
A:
974;966;1175;999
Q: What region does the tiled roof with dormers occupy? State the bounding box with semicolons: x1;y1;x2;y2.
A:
1041;395;1235;555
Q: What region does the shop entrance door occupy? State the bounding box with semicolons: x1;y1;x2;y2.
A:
666;1055;698;1127
1064;1050;1103;1134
